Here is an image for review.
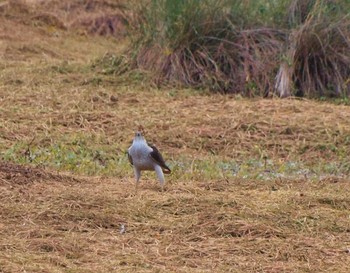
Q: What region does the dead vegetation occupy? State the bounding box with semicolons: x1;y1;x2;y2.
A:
122;0;350;97
1;0;130;37
0;161;79;184
0;1;350;272
0;162;349;272
276;0;350;98
133;28;286;96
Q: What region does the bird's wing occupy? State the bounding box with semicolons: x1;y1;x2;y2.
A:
149;144;171;174
127;151;133;165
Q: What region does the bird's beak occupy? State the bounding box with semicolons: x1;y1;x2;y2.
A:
134;131;142;138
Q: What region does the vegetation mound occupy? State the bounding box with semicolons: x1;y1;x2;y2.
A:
118;0;350;97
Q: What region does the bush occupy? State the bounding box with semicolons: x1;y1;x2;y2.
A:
276;0;350;97
118;0;350;97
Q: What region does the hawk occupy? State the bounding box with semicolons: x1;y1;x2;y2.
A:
128;131;171;189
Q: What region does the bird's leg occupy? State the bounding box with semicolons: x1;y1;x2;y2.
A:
134;167;141;193
154;165;165;191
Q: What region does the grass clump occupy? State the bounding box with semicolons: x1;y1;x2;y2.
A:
276;0;350;98
116;0;350;98
123;0;288;96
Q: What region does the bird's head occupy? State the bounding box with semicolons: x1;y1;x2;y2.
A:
133;131;145;142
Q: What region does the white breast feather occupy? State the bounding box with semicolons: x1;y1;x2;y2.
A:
129;141;155;170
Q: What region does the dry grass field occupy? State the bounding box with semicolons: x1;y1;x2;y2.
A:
0;1;350;272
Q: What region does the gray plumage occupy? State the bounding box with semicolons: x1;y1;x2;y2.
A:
128;131;171;187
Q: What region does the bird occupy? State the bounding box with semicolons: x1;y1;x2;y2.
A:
127;131;171;190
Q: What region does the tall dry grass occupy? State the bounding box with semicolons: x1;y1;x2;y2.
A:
117;0;350;98
275;0;350;98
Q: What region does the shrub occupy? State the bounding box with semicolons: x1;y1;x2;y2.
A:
276;0;350;97
119;0;350;97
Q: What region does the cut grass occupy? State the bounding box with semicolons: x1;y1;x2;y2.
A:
0;1;350;272
0;167;349;272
